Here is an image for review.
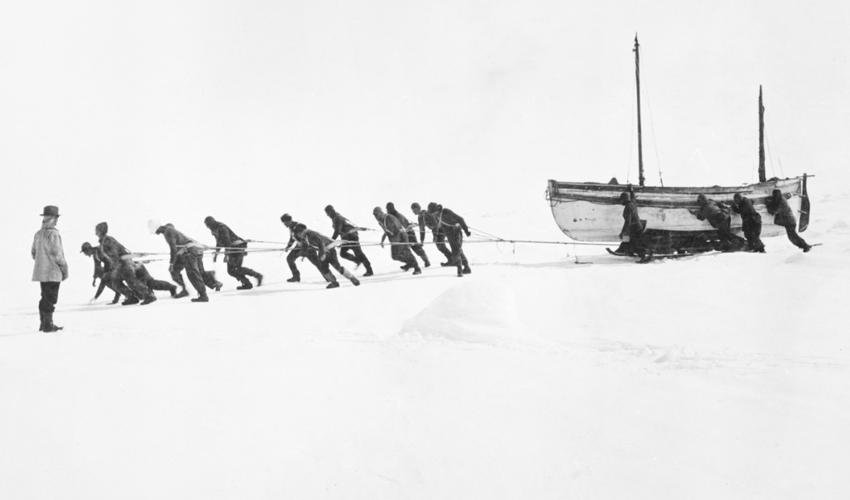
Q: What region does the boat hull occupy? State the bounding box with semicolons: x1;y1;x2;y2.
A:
546;178;805;243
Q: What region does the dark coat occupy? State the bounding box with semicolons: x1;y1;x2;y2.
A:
767;194;796;227
208;221;247;254
330;213;359;240
731;197;762;225
301;229;333;256
696;199;730;228
435;207;469;235
621;201;644;236
418;210;441;242
378;214;407;242
156;224;205;264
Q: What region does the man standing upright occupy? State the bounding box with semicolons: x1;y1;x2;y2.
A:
386;202;429;268
204;216;263;290
325;205;374;277
32;205;68;332
731;192;766;253
427;202;471;277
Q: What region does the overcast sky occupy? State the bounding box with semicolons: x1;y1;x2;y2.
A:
2;0;847;252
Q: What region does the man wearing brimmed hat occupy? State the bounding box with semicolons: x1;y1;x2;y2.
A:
31;205;68;332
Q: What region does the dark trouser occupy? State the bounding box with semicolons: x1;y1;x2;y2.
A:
339;233;372;271
406;230;429;264
445;228;469;271
39;281;60;313
742;218;765;252
287;245;305;277
114;258;153;300
784;223;809;250
135;265;176;295
172;252;218;297
319;249;357;283
713;217;745;251
226;250;261;286
433;232;453;261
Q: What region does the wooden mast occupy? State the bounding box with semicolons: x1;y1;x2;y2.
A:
758;85;766;182
634;35;645;187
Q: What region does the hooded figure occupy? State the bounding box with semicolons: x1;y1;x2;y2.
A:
204;216;263;290
324;205;373;276
766;189;811;252
31;205;68;331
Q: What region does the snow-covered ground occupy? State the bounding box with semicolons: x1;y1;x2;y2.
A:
2;192;848;499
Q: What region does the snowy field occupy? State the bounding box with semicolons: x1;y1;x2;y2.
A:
2;191;848;499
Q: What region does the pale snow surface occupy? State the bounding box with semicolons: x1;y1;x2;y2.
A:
2;192;849;499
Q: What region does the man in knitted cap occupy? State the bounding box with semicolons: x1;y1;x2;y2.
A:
426;202;471;277
32;205;68;331
204;216;263;290
412;202;453;265
386;202;429;268
373;206;421;275
324;205;373;277
96;221;156;305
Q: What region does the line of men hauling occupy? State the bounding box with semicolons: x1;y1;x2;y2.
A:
618;188;812;263
31;202;472;332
